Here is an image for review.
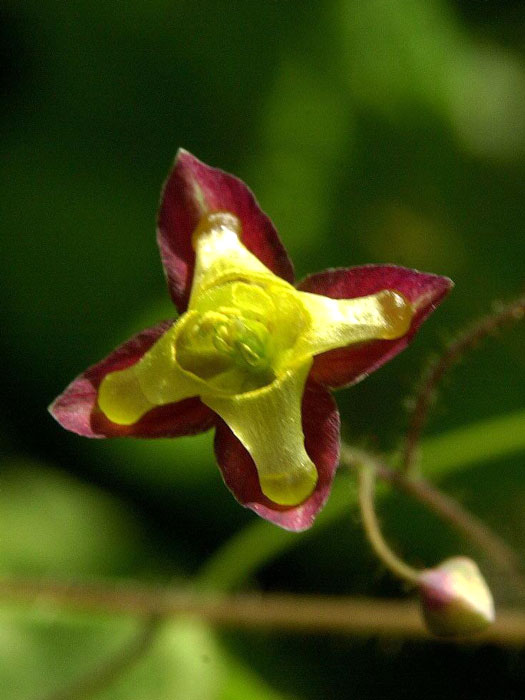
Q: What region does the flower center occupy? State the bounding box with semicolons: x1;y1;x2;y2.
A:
176;307;274;393
175;280;308;395
208;312;270;370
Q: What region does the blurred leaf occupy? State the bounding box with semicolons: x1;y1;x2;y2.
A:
0;606;293;700
0;607;134;700
338;0;462;116
337;0;525;158
96;618;224;700
219;649;297;700
0;459;145;575
448;43;525;159
421;408;525;479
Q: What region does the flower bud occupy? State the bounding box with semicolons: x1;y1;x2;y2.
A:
418;557;495;637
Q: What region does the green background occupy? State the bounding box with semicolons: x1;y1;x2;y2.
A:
1;1;524;698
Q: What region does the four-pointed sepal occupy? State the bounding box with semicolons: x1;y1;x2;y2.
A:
157;150;294;313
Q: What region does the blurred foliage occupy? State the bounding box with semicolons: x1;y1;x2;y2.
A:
1;0;524;698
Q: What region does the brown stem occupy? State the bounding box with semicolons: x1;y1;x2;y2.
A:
402;294;525;474
341;445;525;596
38;616;161;700
1;576;524;645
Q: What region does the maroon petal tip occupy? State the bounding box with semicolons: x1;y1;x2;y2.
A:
214;381;340;531
298;265;453;389
157;149;294;312
49;321;215;439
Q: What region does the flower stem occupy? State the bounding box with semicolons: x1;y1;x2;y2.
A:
1;576;525;645
342;444;525;596
402;293;525;474
197;410;525;595
356;457;420;585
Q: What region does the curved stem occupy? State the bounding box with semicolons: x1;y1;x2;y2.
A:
342;445;525;596
402;294;525;474
356;458;420;585
197;410;525;595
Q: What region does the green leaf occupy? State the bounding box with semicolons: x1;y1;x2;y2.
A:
0;459;145;576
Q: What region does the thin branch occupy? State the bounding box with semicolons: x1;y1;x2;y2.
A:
341;445;525;597
38;616;162;700
1;575;525;645
402;294;525;474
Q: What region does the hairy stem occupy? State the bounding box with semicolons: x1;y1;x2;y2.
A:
1;576;525;644
402;294;525;474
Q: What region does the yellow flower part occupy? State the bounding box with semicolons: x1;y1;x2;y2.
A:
98;212;414;506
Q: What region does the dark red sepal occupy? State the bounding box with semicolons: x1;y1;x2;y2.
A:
49;321;215;438
213;380;340;531
157;149;294;313
298;265;453;389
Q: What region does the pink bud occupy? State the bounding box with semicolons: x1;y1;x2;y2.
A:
418;557;495;637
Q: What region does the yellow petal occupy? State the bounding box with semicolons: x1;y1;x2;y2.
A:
294;289;414;358
98;320;203;425
203;358;317;506
189;212;276;304
97;369;157;425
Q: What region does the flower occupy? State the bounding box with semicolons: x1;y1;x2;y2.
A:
49;150;452;531
418;557;495;637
